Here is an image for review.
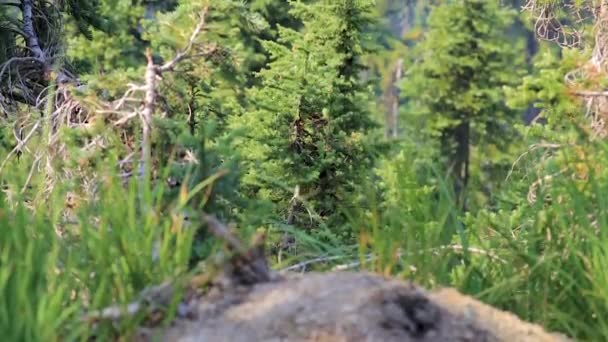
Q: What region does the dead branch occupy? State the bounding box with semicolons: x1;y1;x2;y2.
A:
0;57;40;82
20;152;41;193
82;281;183;324
332;254;375;271
83;302;144;323
139;50;157;177
522;1;608;137
0;119;40;174
279;255;348;273
331;245;506;272
159;7;209;73
506;143;562;181
280;243;507;274
574;90;608;96
98;7;210;179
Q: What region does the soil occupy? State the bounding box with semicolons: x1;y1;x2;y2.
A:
136;272;572;342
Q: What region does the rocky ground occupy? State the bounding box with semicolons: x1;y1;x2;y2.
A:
134;271;571;341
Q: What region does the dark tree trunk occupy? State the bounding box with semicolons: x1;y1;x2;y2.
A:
442;120;470;211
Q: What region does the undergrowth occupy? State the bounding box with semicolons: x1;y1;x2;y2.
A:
0;156;204;340
4;127;608;341
2;1;608;341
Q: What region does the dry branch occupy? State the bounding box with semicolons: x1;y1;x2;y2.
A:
0;120;40;174
140;50;157;177
99;7;210;179
574;90;608;96
280;244;507;274
523;0;608;137
279;255;347;273
203;215;246;254
158;7;209;73
505;143;562;182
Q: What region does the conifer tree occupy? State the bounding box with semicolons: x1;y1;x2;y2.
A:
0;1;261;226
74;1;260;219
233;0;379;231
401;0;523;210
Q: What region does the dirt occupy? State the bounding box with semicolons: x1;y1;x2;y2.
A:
136;271;572;342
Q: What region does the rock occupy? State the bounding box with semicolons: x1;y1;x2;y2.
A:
141;272;570;342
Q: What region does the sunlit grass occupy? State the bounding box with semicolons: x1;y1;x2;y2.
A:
346;142;608;341
0;155;213;340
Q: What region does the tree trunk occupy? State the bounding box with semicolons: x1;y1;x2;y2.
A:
385;58;403;139
591;0;608;71
443;120;470;211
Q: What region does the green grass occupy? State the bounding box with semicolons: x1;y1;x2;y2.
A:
342;142;608;341
3;137;608;341
0;157;202;341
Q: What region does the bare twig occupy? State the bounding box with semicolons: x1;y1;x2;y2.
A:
21;153;42;193
0;57;40;81
83;281;180;323
279;255;347;273
0;120;40;174
524;1;608;137
506;143;562;181
100;7;211;179
280;243;507;274
158;7;209;73
83;302;143;323
332;254;375;271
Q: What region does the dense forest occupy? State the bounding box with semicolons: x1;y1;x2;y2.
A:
1;0;608;340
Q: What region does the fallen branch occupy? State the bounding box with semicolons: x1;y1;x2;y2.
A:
82;280;189;324
279;255;347;273
84;302;144;323
279;243;507;274
332;254;375;271
203;214;246;254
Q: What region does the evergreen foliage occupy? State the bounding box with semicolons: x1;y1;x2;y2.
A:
233;0;379;233
401;0;524;209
